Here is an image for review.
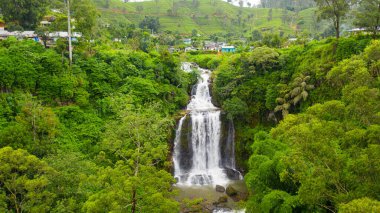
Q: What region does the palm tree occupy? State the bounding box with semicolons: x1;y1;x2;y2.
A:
274;74;314;118
274;96;290;117
289;74;314;105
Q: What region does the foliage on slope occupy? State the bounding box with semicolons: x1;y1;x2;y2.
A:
210;37;380;212
0;37;197;212
96;0;317;36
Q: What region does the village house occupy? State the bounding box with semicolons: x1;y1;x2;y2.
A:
0;30;38;41
204;43;218;51
347;27;380;35
203;41;226;51
185;46;197;52
221;45;236;53
183;38;192;45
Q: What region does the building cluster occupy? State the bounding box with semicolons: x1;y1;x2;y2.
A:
0;12;82;47
168;38;236;53
0;29;82;46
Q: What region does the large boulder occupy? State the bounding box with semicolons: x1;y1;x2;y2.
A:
215;185;225;193
225;168;241;180
226;185;238;197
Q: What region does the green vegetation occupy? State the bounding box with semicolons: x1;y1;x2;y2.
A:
0;37;197;212
0;0;49;29
207;37;380;212
97;0;317;37
354;0;380;36
314;0;352;38
0;0;380;212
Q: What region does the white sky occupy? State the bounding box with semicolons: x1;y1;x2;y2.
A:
125;0;261;6
222;0;261;7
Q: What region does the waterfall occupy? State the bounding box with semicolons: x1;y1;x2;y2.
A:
173;63;241;186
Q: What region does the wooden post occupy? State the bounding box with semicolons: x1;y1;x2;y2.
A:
66;0;73;66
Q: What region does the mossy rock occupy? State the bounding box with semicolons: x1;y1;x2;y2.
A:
226;185;238;197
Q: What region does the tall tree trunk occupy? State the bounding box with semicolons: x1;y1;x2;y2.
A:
375;3;380;37
131;188;137;213
336;17;340;39
131;140;140;213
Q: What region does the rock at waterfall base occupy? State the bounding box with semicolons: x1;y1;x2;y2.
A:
215;185;226;193
218;196;228;203
225;168;241;180
231;192;249;202
226;185;238;197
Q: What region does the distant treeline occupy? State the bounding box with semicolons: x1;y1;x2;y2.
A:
259;0;315;10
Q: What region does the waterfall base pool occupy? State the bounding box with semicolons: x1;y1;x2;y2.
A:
175;180;247;212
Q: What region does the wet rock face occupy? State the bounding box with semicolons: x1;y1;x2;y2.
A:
178;115;193;172
224;168;241;180
219;115;236;169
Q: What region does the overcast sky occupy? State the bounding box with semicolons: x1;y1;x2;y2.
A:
222;0;261;7
126;0;262;7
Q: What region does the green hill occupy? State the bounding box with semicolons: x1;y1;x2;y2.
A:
97;0;316;37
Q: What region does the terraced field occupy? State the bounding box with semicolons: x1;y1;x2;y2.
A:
98;0;316;36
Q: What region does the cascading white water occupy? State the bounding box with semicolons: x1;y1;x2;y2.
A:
173;63;240;186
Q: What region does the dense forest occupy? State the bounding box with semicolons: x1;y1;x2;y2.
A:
1;0;380;212
1;36;379;212
0;37;198;212
205;37;380;212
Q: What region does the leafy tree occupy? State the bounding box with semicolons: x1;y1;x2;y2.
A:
275;74;314;117
339;197;380;213
354;0;380;36
262;33;282;48
327;56;370;91
251;29;263;41
192;29;198;37
139;16;160;33
343;86;380;126
15;99;59;156
314;0;353;38
87;106;179;212
35;26;50;48
274;96;291;117
0;98;59;157
0;0;49;29
363;40;380;77
136;5;144;13
44;151;100;212
0;147;56;212
287;74;314;106
223;97;249;120
71;0;98;38
281;9;290;24
249;46;280;72
267;8;273;21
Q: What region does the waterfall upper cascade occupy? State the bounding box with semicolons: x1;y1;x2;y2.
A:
173;63;242;186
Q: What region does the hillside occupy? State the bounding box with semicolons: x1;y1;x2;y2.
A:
97;0;316;37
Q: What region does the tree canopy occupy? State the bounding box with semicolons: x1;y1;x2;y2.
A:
0;0;49;29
